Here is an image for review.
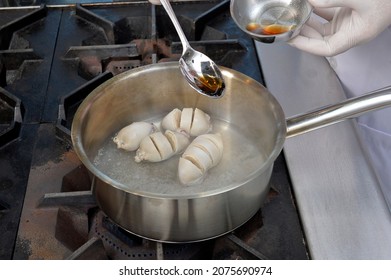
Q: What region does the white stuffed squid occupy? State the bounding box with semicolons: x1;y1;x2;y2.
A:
135;130;190;163
113;122;157;151
178;133;223;186
161;108;212;136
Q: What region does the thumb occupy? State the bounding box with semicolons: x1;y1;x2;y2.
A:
308;0;363;10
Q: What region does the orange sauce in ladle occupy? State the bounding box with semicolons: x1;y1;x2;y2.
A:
246;22;293;35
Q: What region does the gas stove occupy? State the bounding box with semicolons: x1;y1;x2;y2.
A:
0;0;307;260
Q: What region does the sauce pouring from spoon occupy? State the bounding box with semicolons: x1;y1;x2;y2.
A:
159;0;225;98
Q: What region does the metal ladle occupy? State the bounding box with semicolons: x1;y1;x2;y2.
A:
160;0;225;98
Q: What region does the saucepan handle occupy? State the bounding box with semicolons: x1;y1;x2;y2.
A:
286;86;391;138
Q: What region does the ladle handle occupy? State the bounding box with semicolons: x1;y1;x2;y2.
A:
286;86;391;138
160;0;191;53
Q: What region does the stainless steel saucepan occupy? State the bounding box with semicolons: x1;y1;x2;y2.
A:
71;62;391;243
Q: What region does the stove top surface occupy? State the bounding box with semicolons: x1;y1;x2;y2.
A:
0;1;308;260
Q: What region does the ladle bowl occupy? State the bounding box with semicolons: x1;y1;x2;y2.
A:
160;0;225;98
230;0;312;43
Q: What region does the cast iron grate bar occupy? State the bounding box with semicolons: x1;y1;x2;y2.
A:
0;121;21;147
63;42;141;79
0;60;4;86
38;190;96;208
0;87;24;147
0;49;42;71
171;39;246;64
0;199;9;213
75;4;115;45
165;0;230;41
191;0;230;41
227;234;269;259
0;4;47;50
0;199;10;228
64;44;140;60
66;236;108;260
56;71;113;141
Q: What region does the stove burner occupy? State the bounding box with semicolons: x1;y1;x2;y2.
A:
45;191;268;260
33;157;282;260
36;163;300;260
62;3;246;80
85;211;213;260
38;168;215;260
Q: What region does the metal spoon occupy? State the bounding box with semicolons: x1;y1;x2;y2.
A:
159;0;225;98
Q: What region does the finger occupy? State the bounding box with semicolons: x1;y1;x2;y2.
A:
304;15;335;37
305;16;327;35
325;30;358;54
299;24;324;39
289;27;357;56
288;35;329;56
308;0;364;10
312;7;337;21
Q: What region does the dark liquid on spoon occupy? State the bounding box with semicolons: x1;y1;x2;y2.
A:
196;75;225;97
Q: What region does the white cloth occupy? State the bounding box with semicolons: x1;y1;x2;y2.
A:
326;26;391;208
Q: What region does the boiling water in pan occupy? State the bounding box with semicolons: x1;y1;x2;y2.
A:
93;117;267;196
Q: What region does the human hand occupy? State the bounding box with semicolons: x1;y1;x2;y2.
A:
288;0;391;56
